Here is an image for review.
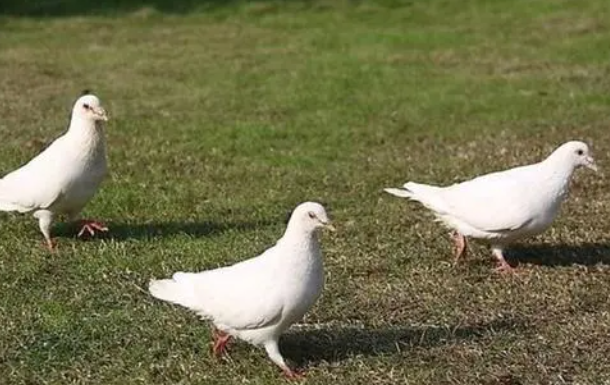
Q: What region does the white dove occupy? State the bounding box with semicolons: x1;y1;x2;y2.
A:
0;91;109;250
385;141;597;272
149;202;334;379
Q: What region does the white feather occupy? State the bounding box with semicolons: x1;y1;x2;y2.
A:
149;202;331;374
385;141;596;246
0;93;108;245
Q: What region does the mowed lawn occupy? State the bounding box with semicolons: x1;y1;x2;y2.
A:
1;0;610;384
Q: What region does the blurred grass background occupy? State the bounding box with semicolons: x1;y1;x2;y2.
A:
1;0;610;384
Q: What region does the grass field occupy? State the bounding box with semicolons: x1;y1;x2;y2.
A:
1;0;610;384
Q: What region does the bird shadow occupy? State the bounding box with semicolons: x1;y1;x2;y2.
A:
53;219;278;241
281;317;528;367
506;242;610;267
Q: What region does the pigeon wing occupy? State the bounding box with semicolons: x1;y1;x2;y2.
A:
0;138;68;212
174;247;286;331
438;165;540;233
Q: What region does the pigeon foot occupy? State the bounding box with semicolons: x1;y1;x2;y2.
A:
494;261;515;274
491;247;515;274
282;367;305;381
77;220;109;238
212;329;232;357
42;238;57;251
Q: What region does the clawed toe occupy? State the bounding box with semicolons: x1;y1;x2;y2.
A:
77;220;109;238
43;238;57;251
282;368;305;381
494;262;515;274
211;330;232;358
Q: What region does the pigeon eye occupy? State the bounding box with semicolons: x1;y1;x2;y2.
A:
308;211;316;219
83;103;90;110
576;149;584;156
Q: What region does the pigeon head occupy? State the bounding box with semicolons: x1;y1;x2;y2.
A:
72;93;108;122
287;202;335;234
550;141;597;172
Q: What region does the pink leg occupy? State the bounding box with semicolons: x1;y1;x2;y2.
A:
264;341;303;380
282;368;306;380
492;247;514;273
212;329;232;357
77;219;109;238
452;231;467;264
42;238;57;251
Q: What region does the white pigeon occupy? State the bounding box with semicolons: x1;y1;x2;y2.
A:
385;141;597;272
149;202;334;379
0;91;109;250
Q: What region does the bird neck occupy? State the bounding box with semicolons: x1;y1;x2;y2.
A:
279;226;320;252
542;151;576;176
65;118;106;156
539;155;576;198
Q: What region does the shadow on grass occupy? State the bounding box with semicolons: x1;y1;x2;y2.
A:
0;0;309;17
54;219;277;241
282;317;528;366
507;243;610;267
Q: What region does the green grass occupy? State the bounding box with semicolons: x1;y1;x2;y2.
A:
1;0;610;384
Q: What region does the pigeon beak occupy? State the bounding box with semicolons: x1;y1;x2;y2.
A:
322;221;336;232
585;156;598;172
94;107;109;121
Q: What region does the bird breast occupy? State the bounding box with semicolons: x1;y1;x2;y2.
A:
53;131;107;213
276;239;324;327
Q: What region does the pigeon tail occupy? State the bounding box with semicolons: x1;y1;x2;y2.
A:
149;273;197;308
386;182;448;212
384;187;413;198
402;182;442;197
385;181;436;199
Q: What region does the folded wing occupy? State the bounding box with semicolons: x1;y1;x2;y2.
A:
436;165;540;233
150;247;285;331
0;140;66;213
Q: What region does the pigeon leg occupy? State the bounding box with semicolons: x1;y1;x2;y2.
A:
452;231;467;264
264;340;304;380
212;329;232;357
34;210;55;251
77;219;109;238
492;246;514;273
41;238;57;251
